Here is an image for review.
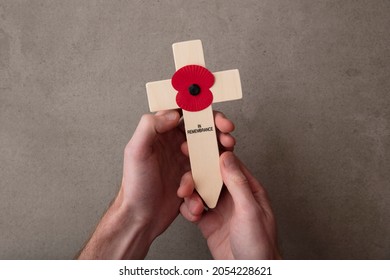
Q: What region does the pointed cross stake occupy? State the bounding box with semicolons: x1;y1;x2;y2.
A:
146;40;242;208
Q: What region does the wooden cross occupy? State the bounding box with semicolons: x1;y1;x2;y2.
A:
146;40;242;208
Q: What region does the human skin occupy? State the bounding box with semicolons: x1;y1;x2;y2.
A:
77;109;236;259
178;151;281;260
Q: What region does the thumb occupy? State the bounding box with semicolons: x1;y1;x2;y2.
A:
220;152;256;207
154;110;181;133
129;110;180;156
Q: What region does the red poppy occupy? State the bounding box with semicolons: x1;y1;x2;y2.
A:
171;65;215;112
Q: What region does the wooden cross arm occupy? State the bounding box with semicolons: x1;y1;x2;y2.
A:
212;69;242;104
146;79;178;112
146;69;242;112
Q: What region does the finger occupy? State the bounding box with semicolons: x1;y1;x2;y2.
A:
235;157;265;195
156;108;181;117
177;171;195;198
214;111;235;133
184;194;204;216
153;110;181;133
181;130;236;157
218;132;236;150
180;202;202;223
236;158;274;217
180;111;234;158
220;151;256;207
178;115;185;133
130;111;180;154
177;172;205;217
180;141;189;157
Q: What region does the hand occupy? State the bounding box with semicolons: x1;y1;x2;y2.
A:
120;110;236;242
78;110;235;259
178;151;281;259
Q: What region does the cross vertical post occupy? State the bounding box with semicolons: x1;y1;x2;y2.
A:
146;40;242;208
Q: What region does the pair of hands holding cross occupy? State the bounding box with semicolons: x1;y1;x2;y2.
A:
77;109;281;260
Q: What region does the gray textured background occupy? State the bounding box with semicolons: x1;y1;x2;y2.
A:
0;0;389;259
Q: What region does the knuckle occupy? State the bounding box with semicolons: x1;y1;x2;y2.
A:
124;142;134;157
230;172;249;186
140;113;154;125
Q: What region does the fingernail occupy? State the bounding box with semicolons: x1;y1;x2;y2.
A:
222;153;237;168
165;111;177;121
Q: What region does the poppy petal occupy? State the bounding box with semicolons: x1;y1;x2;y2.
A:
171;65;215;112
176;88;213;112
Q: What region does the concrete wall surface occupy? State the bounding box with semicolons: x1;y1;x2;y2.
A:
0;0;389;259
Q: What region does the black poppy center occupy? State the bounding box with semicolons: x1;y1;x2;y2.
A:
188;84;201;96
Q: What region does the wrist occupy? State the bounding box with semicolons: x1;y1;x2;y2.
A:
78;190;153;259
